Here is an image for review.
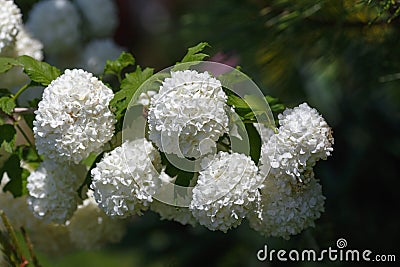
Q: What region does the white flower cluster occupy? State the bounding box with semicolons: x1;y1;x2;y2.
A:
148;70;229;158
26;0;81;55
89;70;333;238
27;68;116;226
21;67;117;229
80;38;124;75
248;103;333;238
0;0;22;56
260;103;334;181
33;69;116;164
26;160;82;224
0;43;334;246
248;171;325;239
91;139;162;218
74;0;118;38
189;151;263;232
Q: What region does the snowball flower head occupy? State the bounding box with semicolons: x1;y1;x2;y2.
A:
248;171;325;239
15;27;44;60
260;103;333;182
33;69;116;164
189;151;263;232
91;139;162;218
0;0;22;55
27;0;81;55
80;38;124;74
278;103;333;165
67;191;126;249
26;160;82;224
148;70;229;158
74;0;118;38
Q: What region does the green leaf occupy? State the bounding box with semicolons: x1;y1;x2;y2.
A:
217;66;248;88
80;152;98;167
245;123;262;165
226;94;250;110
179;42;209;63
270;103;285;113
226;93;257;121
0;125;16;153
23;113;35;130
104;52;135;77
161;152;195;189
121;67;154;95
16;55;61;86
174;171;195;187
27;98;40;109
243;95;266;111
265;95;279;105
0;57;18;74
0;96;16;115
226;93;277;128
20;168;30;196
110;66;154;121
77;152;104;198
16;145;41;163
265;95;285;113
242;111;257;120
0;154;24;197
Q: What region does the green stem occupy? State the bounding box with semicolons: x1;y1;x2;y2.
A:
241;119;258;124
0;211;26;265
2;109;42;160
12;83;30;101
269;124;279;134
116;72;122;84
21;227;42;267
14;123;41;160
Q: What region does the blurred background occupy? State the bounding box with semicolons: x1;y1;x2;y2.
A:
12;0;400;266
